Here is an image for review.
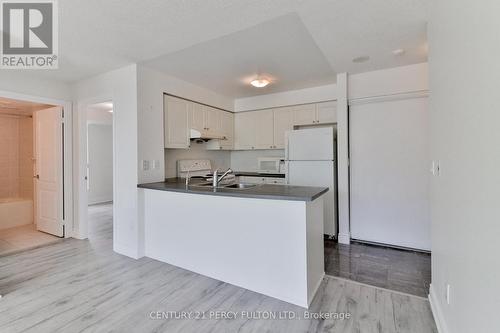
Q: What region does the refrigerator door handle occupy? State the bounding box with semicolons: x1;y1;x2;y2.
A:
285;161;290;184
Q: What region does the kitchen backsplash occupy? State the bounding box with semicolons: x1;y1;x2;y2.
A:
164;142;231;178
165;145;285;178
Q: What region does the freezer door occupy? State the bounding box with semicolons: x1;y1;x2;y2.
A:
287;160;337;236
286;127;334;161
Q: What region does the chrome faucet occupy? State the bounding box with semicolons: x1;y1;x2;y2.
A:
212;168;233;187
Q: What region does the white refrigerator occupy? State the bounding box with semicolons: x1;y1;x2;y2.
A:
285;127;337;237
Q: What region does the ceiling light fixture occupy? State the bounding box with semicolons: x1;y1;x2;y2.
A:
352;56;370;63
250;77;270;88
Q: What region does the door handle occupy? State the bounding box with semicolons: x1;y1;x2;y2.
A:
33;175;39;179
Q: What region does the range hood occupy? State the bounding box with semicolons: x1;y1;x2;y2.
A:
190;128;226;141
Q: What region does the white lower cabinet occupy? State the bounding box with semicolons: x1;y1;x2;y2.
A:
238;176;285;185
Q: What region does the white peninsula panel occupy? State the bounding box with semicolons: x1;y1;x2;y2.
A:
141;189;324;308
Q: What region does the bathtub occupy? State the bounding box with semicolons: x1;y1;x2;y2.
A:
0;198;33;230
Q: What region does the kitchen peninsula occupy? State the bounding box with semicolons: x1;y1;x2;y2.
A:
138;178;328;308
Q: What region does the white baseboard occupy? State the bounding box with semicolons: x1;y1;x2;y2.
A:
308;272;325;308
113;242;142;259
429;284;450;333
337;233;350;244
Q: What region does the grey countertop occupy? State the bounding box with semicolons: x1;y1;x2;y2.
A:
137;178;328;202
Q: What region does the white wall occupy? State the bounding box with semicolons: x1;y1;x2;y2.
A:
137;65;234;184
348;63;428;100
234;83;337;111
73;64;140;258
0;72;71;101
428;2;500;332
87;124;113;204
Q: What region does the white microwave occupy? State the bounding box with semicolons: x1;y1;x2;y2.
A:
258;157;285;174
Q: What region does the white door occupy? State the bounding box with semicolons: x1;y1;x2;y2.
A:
287;160;336;236
349;97;430;250
286;127;334;161
34;107;64;237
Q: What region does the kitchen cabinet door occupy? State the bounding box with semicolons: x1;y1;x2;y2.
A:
273;106;294;149
255;110;274;149
239;176;267;184
292;104;316;126
234;112;256;149
316;101;337;124
164;95;189;148
205;106;220;133
265;177;285;185
219;111;234;149
189;102;205;132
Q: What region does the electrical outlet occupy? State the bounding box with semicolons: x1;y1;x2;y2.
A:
142;160;150;171
445;283;451;305
431;160;441;176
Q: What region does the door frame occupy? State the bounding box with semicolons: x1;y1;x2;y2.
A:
74;95;114;240
0;90;73;238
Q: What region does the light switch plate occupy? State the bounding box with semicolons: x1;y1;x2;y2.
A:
142;160;150;171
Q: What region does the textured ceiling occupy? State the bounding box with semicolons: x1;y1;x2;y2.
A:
0;0;429;97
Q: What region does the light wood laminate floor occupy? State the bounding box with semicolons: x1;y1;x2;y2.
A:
0;224;61;257
0;203;437;332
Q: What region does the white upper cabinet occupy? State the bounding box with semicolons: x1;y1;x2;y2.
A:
234;112;257;150
166;98;337;151
205;106;220;133
190;104;221;133
164;95;189;149
273;106;294;149
255;110;275;149
293;104;317;125
292;101;337;126
189;102;205;132
219;111;234;148
316;101;337;124
207;110;234;150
